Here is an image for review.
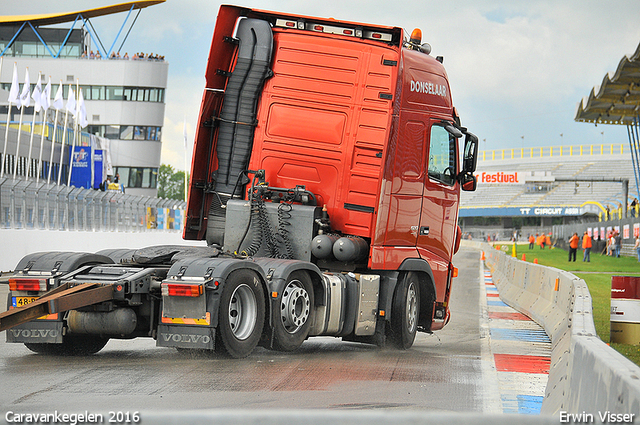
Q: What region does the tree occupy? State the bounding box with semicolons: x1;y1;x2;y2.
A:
157;164;189;200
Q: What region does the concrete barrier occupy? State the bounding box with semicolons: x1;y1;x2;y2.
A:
463;240;640;417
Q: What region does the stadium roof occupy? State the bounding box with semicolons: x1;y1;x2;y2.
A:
0;1;165;27
575;41;640;125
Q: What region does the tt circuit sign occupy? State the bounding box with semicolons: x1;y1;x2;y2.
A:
459;206;583;217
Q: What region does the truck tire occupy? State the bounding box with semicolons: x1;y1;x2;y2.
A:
271;271;314;352
389;272;420;349
215;269;265;358
24;335;109;356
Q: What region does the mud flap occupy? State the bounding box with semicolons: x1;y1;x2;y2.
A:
156;324;216;350
6;321;63;344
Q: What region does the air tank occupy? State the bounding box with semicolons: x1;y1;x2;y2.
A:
67;308;137;336
311;234;340;259
332;236;369;262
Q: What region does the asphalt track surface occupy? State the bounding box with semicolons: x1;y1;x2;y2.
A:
0;248;504;418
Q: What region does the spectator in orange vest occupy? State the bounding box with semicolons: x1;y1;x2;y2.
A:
528;234;535;249
582;231;592;262
569;232;579;262
545;233;551;248
537;233;545;249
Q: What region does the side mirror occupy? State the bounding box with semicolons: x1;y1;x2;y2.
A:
463;132;478;173
461;173;477;191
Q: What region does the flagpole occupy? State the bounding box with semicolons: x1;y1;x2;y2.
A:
57;106;69;186
1;62;18;179
1;98;12;179
13;104;25;180
26;72;42;181
14;67;30;180
36;109;46;184
36;77;51;185
47;107;59;184
68;81;79;187
183;116;188;203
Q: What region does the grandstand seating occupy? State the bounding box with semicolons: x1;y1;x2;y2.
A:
461;145;639;215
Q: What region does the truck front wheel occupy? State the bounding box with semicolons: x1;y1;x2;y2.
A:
271;271;314;351
389;272;420;349
216;270;265;358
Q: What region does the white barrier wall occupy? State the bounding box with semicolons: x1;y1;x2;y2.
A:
465;241;640;416
0;229;206;272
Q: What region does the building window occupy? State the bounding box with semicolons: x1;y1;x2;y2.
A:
88;125;162;142
113;166;158;189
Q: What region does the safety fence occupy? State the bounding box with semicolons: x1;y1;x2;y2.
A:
0;177;185;232
479;143;625;162
464;240;640;416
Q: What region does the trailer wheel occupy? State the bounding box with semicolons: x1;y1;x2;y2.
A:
24;336;109;356
389;272;420;349
216;269;265;358
271;271;314;352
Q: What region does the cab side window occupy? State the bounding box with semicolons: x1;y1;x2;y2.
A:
428;125;456;186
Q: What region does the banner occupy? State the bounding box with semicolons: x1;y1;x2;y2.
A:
93;149;103;189
69;146;92;188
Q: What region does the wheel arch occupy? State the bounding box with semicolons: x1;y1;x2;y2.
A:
14;251;115;274
398;258;437;331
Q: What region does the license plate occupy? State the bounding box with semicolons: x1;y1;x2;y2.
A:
12;296;38;308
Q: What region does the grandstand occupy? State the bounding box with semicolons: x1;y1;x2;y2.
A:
459;143;638;239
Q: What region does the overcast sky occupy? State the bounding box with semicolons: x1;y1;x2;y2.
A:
5;0;640;171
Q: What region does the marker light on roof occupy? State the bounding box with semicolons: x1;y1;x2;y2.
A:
410;28;422;45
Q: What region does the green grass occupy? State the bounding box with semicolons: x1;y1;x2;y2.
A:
493;243;640;366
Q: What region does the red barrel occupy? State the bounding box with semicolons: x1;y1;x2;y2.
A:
610;276;640;344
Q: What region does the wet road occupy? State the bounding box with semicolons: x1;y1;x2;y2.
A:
0;248;493;415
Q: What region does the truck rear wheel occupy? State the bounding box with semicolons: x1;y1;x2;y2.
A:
389;272;420;349
271;271;314;352
216;270;265;358
25;335;109;356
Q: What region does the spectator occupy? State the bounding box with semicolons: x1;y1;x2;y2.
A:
635;236;640;262
582;231;592;262
568;232;579;262
528;234;535;250
631;198;639;217
124;52;130;60
110;52;117;59
614;231;622;258
89;50;95;59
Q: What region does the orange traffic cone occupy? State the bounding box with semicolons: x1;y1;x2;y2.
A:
533;258;538;264
521;253;526;261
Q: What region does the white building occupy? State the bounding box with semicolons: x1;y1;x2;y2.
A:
0;1;167;197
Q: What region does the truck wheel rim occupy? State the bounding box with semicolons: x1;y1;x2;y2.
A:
228;284;257;340
406;282;418;333
281;280;310;333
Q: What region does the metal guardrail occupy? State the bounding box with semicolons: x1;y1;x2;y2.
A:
0;177;185;232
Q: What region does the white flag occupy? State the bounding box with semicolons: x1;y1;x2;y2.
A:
41;77;51;111
66;86;76;118
8;63;19;105
77;89;88;128
53;81;64;110
18;68;30;109
32;73;43;113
